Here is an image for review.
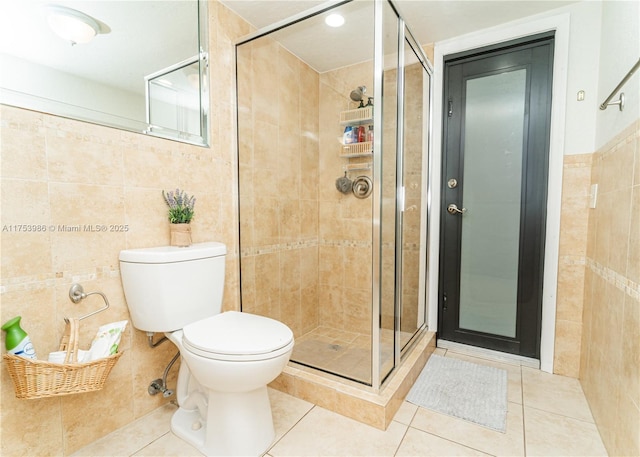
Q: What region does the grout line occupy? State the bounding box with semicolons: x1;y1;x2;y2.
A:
129;431;172;457
406;426;499;456
407;402;419;425
520;368;527;456
265;404;317;455
391;423;411;456
522;404;597;425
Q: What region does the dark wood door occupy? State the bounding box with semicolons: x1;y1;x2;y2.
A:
439;34;554;359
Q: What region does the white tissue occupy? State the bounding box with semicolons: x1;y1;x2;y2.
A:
86;320;128;362
48;349;90;364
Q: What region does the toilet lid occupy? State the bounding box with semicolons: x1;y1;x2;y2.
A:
182;311;293;357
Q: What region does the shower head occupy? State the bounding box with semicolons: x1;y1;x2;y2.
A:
350;86;367;102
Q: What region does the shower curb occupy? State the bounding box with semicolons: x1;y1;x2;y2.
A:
268;330;436;430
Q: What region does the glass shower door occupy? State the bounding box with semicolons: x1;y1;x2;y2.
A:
377;8;431;385
398;27;430;352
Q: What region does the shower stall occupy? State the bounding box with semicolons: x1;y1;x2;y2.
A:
236;0;432;389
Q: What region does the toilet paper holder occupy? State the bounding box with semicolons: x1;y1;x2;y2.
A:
65;283;110;323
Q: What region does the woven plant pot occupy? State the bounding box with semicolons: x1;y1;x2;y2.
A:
170;223;192;247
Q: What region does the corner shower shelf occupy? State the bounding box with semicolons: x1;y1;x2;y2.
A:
339;106;373;125
340;141;373;158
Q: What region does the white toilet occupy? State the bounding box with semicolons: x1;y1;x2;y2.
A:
119;242;294;456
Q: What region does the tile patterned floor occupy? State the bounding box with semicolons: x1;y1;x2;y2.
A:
73;348;608;457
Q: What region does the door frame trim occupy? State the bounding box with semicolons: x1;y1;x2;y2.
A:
437;340;540;369
428;12;570;373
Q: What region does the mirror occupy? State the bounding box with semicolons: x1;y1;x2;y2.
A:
146;56;205;141
0;0;209;146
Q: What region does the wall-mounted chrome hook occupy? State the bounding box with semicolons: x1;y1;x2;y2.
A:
65;283;110;322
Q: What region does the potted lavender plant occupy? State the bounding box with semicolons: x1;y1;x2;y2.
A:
162;188;196;247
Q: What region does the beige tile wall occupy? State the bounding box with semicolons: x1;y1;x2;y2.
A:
0;3;250;455
554;153;593;377
239;41;433;345
318;62;375;335
580;120;640;457
236;34;321;338
554;122;640;457
239;46;428;348
238;46;382;339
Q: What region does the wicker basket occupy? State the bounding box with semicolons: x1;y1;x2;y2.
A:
2;318;123;399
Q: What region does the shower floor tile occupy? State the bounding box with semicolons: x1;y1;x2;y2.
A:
291;326;414;384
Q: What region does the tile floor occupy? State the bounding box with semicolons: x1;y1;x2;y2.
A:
73;348;608;457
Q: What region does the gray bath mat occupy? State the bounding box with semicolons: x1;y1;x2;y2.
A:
407;354;508;432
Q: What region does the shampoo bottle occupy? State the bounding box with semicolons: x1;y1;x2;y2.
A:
2;316;37;360
343;126;354;144
366;125;374;143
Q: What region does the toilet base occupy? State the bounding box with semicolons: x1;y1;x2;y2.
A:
171;386;275;456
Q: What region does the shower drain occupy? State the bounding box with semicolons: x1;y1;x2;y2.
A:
329;344;342;351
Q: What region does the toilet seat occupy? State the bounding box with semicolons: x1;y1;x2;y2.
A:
182;311;294;362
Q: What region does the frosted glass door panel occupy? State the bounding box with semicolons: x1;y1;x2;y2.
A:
458;69;526;338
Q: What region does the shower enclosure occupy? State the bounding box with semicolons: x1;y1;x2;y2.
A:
236;0;432;389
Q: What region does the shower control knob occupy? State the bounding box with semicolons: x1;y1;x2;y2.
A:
352;176;373;199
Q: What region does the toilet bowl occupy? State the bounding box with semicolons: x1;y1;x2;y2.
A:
119;243;294;456
168;312;293;456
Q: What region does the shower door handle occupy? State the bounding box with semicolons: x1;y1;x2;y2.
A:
447;204;467;215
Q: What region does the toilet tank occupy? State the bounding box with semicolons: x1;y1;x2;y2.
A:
119;242;227;332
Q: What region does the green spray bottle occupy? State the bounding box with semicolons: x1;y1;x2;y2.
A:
2;316;37;360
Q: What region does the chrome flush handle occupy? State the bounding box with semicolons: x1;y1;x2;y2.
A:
447;203;467;215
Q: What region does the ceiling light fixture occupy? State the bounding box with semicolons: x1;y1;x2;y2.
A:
156;79;174;88
325;13;345;28
44;5;100;45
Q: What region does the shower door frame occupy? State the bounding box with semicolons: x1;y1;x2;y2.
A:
374;0;433;389
394;15;433;374
399;24;433;363
371;0;384;390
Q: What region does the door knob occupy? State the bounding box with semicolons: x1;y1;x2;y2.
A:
447;203;467;215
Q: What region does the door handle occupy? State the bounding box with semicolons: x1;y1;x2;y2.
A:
447;203;467;215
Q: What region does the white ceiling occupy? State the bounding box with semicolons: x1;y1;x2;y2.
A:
221;0;577;72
